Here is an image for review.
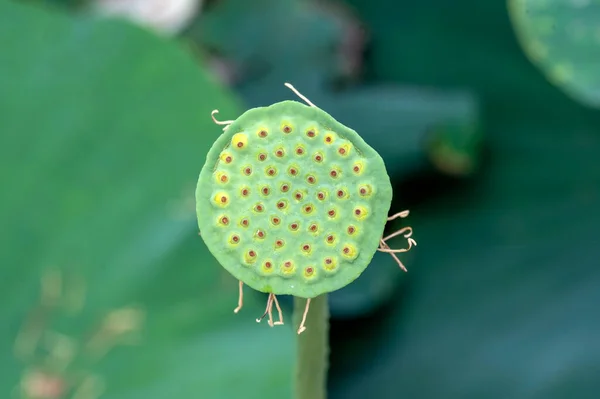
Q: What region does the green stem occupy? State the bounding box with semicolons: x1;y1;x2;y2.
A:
293;295;329;399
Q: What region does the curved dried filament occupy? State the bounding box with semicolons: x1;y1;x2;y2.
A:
272;295;284;325
284;82;316;108
211;109;234;131
387;210;410;221
233;281;243;314
297;298;311;335
256;294;274;325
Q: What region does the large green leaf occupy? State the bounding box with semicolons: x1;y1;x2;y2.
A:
508;0;600;108
0;2;293;398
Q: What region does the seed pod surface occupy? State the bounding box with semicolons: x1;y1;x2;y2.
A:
196;100;393;298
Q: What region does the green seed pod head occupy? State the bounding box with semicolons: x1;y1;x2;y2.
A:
196;100;393;298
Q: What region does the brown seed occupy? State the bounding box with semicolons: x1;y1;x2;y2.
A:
309;224;318;232
290;168;298;176
328;209;336;217
220;175;228;183
276;149;284;157
307;175;315;184
232;235;239;243
276;240;284;248
237;142;244;148
277;201;286;209
249;250;256;257
315;154;323;162
353;165;360;173
262;187;270;195
257;230;265;238
304;205;312;213
259;130;268;138
290;223;299;230
326;235;334;243
317;192;325;200
265;261;272;268
295;192;303;200
296;147;304;155
220;196;227;203
221;216;229;225
307;129;315;137
325;136;332;143
325;258;332;265
355;208;361;215
272;217;280;225
225;156;232;163
244;167;252;175
283;125;292;133
259;153;267;161
241;219;249;227
330;170;338;178
306;267;314;274
281;184;289;192
284;260;292;267
255;204;264;212
302;244;310;251
347;226;356;234
241;188;249;196
337;190;344;197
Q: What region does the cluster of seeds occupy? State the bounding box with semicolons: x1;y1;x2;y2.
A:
197;100;393;298
209;121;376;281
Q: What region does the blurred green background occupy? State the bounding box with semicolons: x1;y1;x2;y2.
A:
2;0;600;398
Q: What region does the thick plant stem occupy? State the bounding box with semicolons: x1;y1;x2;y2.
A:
293;295;329;399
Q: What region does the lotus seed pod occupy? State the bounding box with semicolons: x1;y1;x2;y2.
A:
196;83;415;332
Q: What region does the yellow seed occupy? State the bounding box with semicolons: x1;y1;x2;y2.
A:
232;133;248;150
213;191;230;207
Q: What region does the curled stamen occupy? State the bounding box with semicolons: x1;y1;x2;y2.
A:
284;83;316;108
211;109;234;131
297;298;311;334
387;210;410;221
382;226;414;242
233;281;243;314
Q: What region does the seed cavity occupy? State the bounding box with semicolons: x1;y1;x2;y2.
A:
302;204;314;214
306;128;317;138
262;260;274;273
304;266;316;278
255;229;266;239
352;160;364;174
258;152;267;161
218;215;229;226
240;218;249;228
221;152;233;164
281;260;295;275
324;132;336;144
243;166;252;176
316;191;327;201
257;128;268;138
347;225;357;235
301;243;311;253
288;165;299;176
254;203;264;213
265;166;277;177
240;186;250;197
329;167;341;179
213;192;229;207
341;244;358;260
313;152;324;163
327;208;337;218
295;145;305;155
215;171;229;184
336;188;348;199
271;216;281;225
281;183;290;192
281;123;293;133
294;191;304;201
338;143;350;156
359;184;373;197
308;223;319;233
306;175;316;184
229;234;240;245
353;206;368;220
324;257;338;272
275;147;285;158
232;133;248;150
289;222;299;231
325;234;336;245
261;186;271;196
244;249;258;264
276;200;288;210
